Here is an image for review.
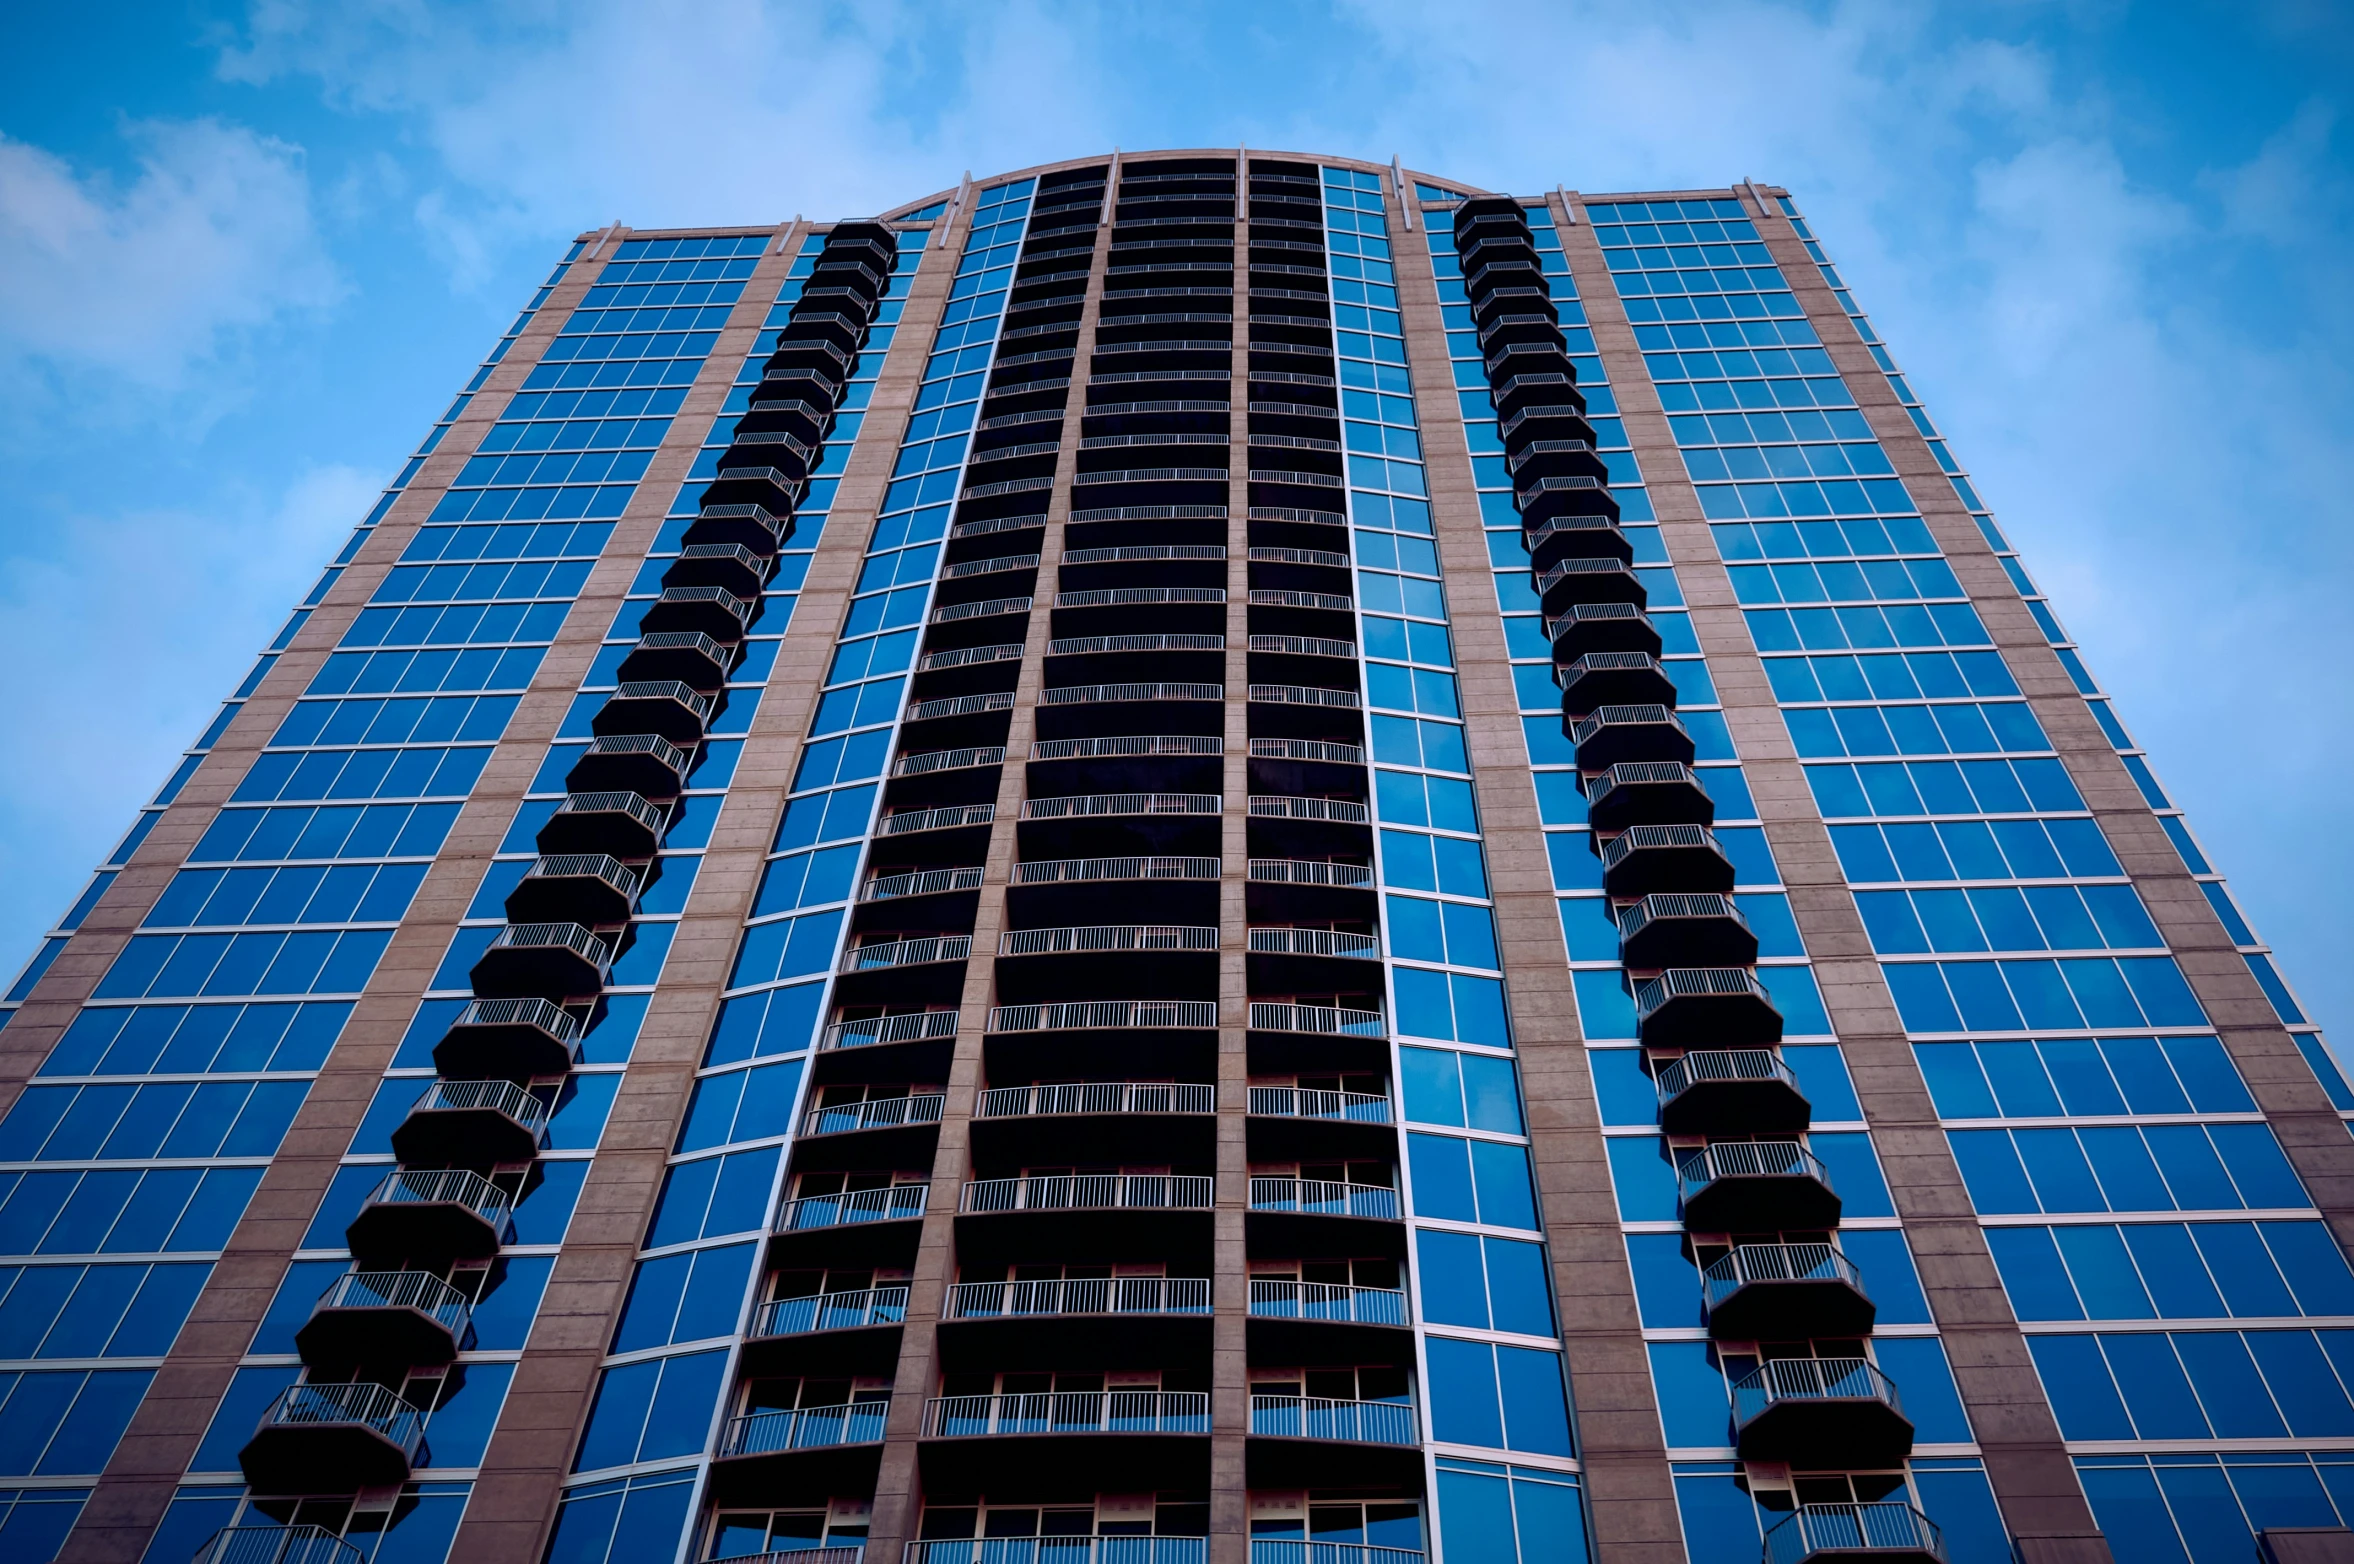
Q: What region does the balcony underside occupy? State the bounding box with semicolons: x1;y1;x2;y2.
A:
1245;1313;1412;1367
1705;1278;1877;1341
952;1207;1213;1268
1245;1434;1423;1490
1736;1399;1915;1465
989;947;1217;1004
785;1121;943;1176
737;1322;905;1380
1244;1209;1408;1262
706;1441;882;1508
917;1432;1210;1503
765;1219;926;1272
1245;1026;1390;1077
1243;1114;1397;1164
238;1423;413;1496
983;1025;1217;1083
344;1204;505;1266
1680;1176;1843;1233
292;1305;463;1372
809;1031;958;1090
968;1112;1215;1168
933;1311;1212;1373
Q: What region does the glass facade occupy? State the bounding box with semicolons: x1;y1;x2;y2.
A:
0;157;2339;1564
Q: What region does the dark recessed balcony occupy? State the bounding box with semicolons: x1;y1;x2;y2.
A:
1247;1084;1394;1161
433;996;581;1079
1585;761;1717;833
1655;1049;1810;1136
987;999;1219;1035
1497;402;1594;448
704;462;809;516
565;733;691;799
1533;555;1644;618
1546;602;1662;663
1763;1505;1947;1564
666;541;775;600
1477;315;1566;359
593;680;712;744
1702;1242;1874;1340
346;1168;514;1264
1558;652;1677;713
293;1269;473;1369
1523;513;1631;574
1598;823;1736;897
1490;368;1578;418
504;853;640;926
389;1078;551;1169
766;336;857;383
1676;1141;1841;1230
1483;339;1574;385
192;1526;364;1564
1515;472;1614;529
1470;286;1556;330
778;309;865;356
1249;1392;1416;1446
756;363;847;413
1571;705;1694;771
1618;893;1758;968
1634;967;1782;1047
686;501;792;554
1248;1002;1385;1042
1459;232;1539;280
729;426;820;481
863;865;987;904
1455;199;1531;242
970;1080;1216;1167
814;246;891;289
1508;439;1610;492
642;584;754;641
977;1081;1216;1118
1733;1357;1913;1465
740;392;833;447
617;630;732;690
239;1381;425;1493
469;921;612;1001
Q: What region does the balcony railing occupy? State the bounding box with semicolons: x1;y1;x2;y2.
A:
1247;795;1368;823
311;1269;473;1333
906;1539;1209;1564
1047;633;1225;654
775;1185;928;1231
1634;967;1775;1023
926;1390;1209;1437
192;1526;365;1564
1014;855;1220;884
1676;1141;1833;1200
1020;793;1221;819
1247;1178;1398;1218
1055;587;1227;608
1248;1003;1385;1038
1248;1280;1407;1325
1762;1504;1946;1564
925;593;1030;628
1702;1244;1867;1314
962;1174;1213;1213
1060;545;1225;565
1032;734;1222;759
802;1095;945;1137
256;1381;426;1456
1248;634;1355;658
405;1076;549;1133
946;1276;1211;1319
988;999;1218;1032
1041;682;1225;705
730;1549;865;1564
1247;927;1379;959
1249;684;1359;709
841;936;973;973
1248;589;1351;611
999;925;1220;955
1247;859;1372;888
917;643;1023;672
1249;737;1364;764
976;1082;1216;1117
1599;823;1723;871
1656;1049;1801;1106
880;804;996;835
1248;1395;1416;1444
821;1011;960;1051
753;1286;910;1337
723;1402;888;1455
1733;1357;1901;1424
1248;1544;1422;1564
362;1168;514;1233
486;920;612;969
892;747;1008;778
1248;1087;1391;1122
908;693;1016;723
865;867;986;900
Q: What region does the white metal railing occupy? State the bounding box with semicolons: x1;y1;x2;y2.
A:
257;1381;425;1456
907;693;1015;722
1249;1003;1385;1037
309;1270;472;1334
723;1402;888;1454
1021;793;1220;819
1248;1395;1416;1445
1032;734;1222;759
555;790;667;834
1041;682;1224;704
1247;795;1367;823
801;1095;945;1136
1248;1280;1407;1325
405;1078;549;1132
880;804;996;834
1732;1357;1900;1427
1246;927;1379;959
1054;587;1227;607
864;867;986;900
1247;1543;1422;1564
944;553;1041;578
191;1526;365;1564
1247;859;1372;888
579;732;689;773
1248;546;1348;566
1702;1244;1867;1316
752;1286;909;1337
1014;856;1220;884
610;680;713;720
1656;1050;1799;1105
1249;684;1359;708
1248;1087;1391;1122
917;642;1023;672
821;1012;959;1050
998;926;1219;955
925;1390;1209;1436
362;1168;513;1233
774;1185;928;1232
1676;1140;1832;1199
840;936;973;973
930;596;1033;624
1047;633;1226;654
892;747;1007;777
1762;1505;1945;1564
988;1000;1217;1032
487;921;611;968
1598;822;1721;870
1248;634;1355;657
1247;1178;1399;1219
977;1082;1216;1117
1247;589;1351;611
960;1174;1213;1213
945;1276;1210;1319
1060;544;1227;562
1634;967;1774;1023
1247;737;1364;763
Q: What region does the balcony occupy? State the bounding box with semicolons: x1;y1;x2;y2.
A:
892;746;1008;779
433;996;581;1079
1732;1357;1913;1464
1761;1504;1946;1564
1247;1543;1422;1564
999;925;1219;956
908;1540;1212;1564
820;1011;959;1052
926;1390;1208;1438
1498;402;1596;449
971;1085;1215;1174
1532;555;1644;619
1585;762;1717;833
1598;824;1736;897
802;1094;945;1137
686;501;791;553
1249;1280;1407;1326
191;1527;364;1564
389;1078;550;1168
879;803;996;838
665;541;772;599
1249;1086;1390;1123
840;935;973;974
565;733;691;798
962;1174;1212;1215
1247;737;1363;765
1014;855;1219;886
1557;652;1676;713
593;680;712;744
504;853;640;926
1544;604;1662;671
722;1402;888;1457
1031;734;1222;760
618;630;732;689
468;921;611;1001
345;1168;515;1262
293;1270;473;1368
988;999;1217;1034
1249;1393;1415;1446
864;866;986;901
1521;512;1629;569
1634;967;1782;1047
1248;859;1371;889
1654;1049;1811;1136
1618;893;1758;968
537;790;667;859
1571;705;1694;770
641;584;754;641
753;1286;910;1338
945;1276;1210;1320
776;1184;928;1232
1676;1141;1841;1231
1701;1243;1874;1340
1020;795;1221;825
238;1380;426;1492
1247;928;1378;959
1248;1177;1397;1220
1249;1003;1384;1039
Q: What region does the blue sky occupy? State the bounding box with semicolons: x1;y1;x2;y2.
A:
3;1;2349;1040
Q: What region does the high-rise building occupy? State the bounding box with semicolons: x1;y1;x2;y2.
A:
0;148;2344;1564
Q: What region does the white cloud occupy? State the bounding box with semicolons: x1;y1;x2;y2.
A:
0;117;341;389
